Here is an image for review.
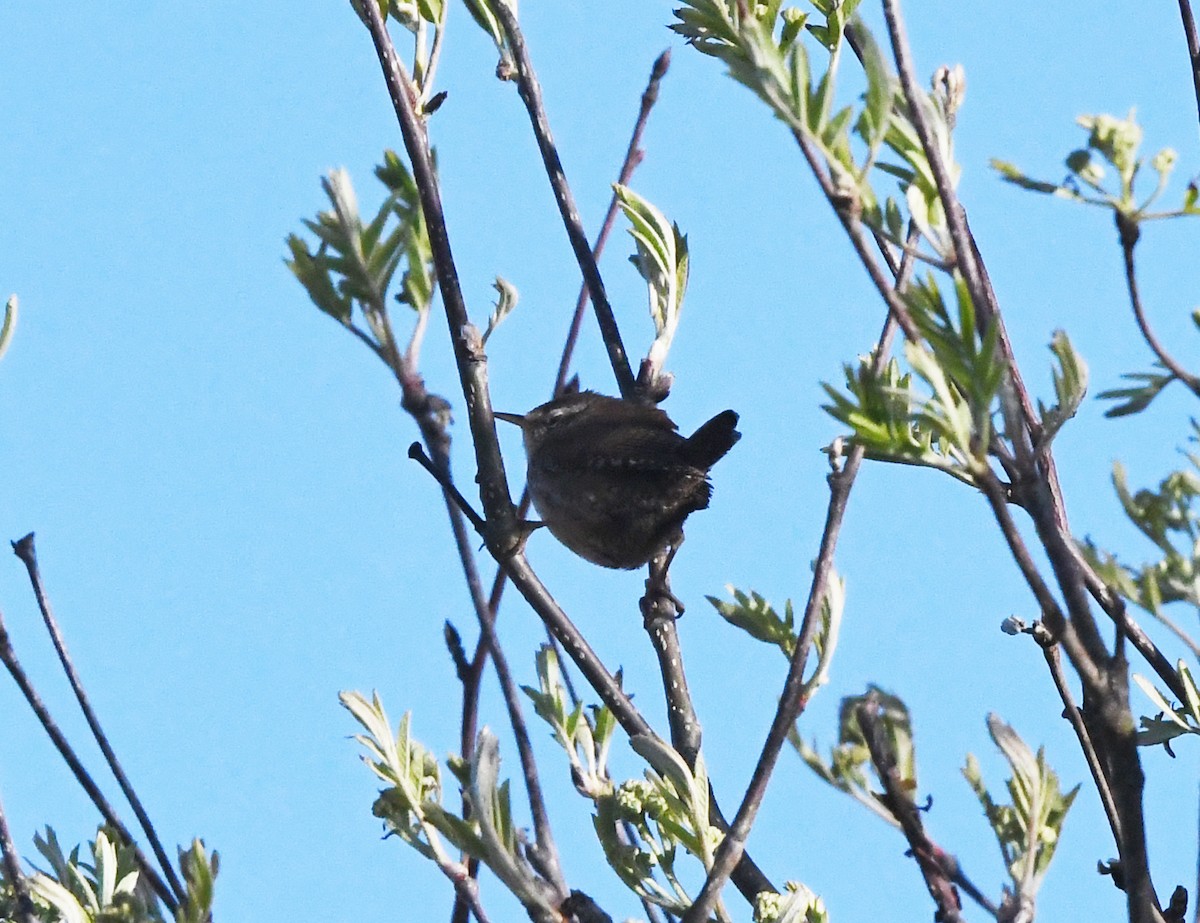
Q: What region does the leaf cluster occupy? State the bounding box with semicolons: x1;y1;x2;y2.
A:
963;715;1079;912
992;110;1199;222
286;153;435;351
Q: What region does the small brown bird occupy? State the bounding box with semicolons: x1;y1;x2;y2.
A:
496;391;740;570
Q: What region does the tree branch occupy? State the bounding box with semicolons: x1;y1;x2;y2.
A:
1037;629;1124;847
1177;0;1200;130
1117;213;1200;396
359;0;519;542
469;47;672;758
857;694;966;923
0;606;175;912
682;219;921;923
0;788;37;923
9;534;186;906
490;2;637;399
357;7;569;902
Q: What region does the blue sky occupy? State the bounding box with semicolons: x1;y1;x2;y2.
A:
1;2;1198;920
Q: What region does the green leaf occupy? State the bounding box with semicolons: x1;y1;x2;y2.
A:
853;19;892;153
990;159;1064;195
792;685;914;827
482;277;518;344
0;294;17;363
1038;330;1088;445
613;184;689;371
708;586;797;657
963;715;1078;897
1098;367;1173;417
461;0;513;70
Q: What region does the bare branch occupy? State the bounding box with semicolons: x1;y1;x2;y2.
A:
682;220;921;923
10;534;186;905
1037;631;1124;847
0;788;37;923
1177;0;1200;130
357;8;571;899
857;694;966;923
0;605;175;912
490;2;637;399
359;0;520;543
1117;213;1200;396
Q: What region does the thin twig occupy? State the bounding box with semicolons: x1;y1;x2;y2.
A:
0;788;37;923
408;444;488;532
490;1;637;399
469;47;672;756
1075;556;1190;703
406;443;566;905
1177;0;1200;129
1118;213;1200;395
360;0;519;540
974;474;1101;685
0;607;175;911
1037;632;1123;846
682;221;919;923
359;6;568;903
10;534;186;905
553;50;669;396
435;854;493;923
856;695;966;923
789;130;921;343
642;595;701;767
454;51;674;923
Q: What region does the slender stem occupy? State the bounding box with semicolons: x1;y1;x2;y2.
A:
553;50;669;395
490;1;637;399
468;47;672;752
1118;214;1200;395
407;441;566;898
789;130;921;343
464;520;776;902
0;788;37;923
358;7;571;903
976;473;1106;695
1038;635;1123;846
0;608;175;911
422;2;450;101
682;445;858;923
856;696;966;923
1177;0;1200;129
457;56;671;913
642;594;701;767
360;0;519;542
9;535;186;905
408;444;487;531
434;854;493;923
1076;559;1189;702
683;220;918;923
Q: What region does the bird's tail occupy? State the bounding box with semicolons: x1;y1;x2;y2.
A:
685;410;741;468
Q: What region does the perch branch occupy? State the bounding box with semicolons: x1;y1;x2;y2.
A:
359;6;567;899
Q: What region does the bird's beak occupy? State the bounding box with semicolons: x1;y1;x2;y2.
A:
494;411;525;427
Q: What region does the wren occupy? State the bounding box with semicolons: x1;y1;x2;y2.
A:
495;391;740;570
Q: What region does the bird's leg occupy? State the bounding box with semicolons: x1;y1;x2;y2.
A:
641;535;685;620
